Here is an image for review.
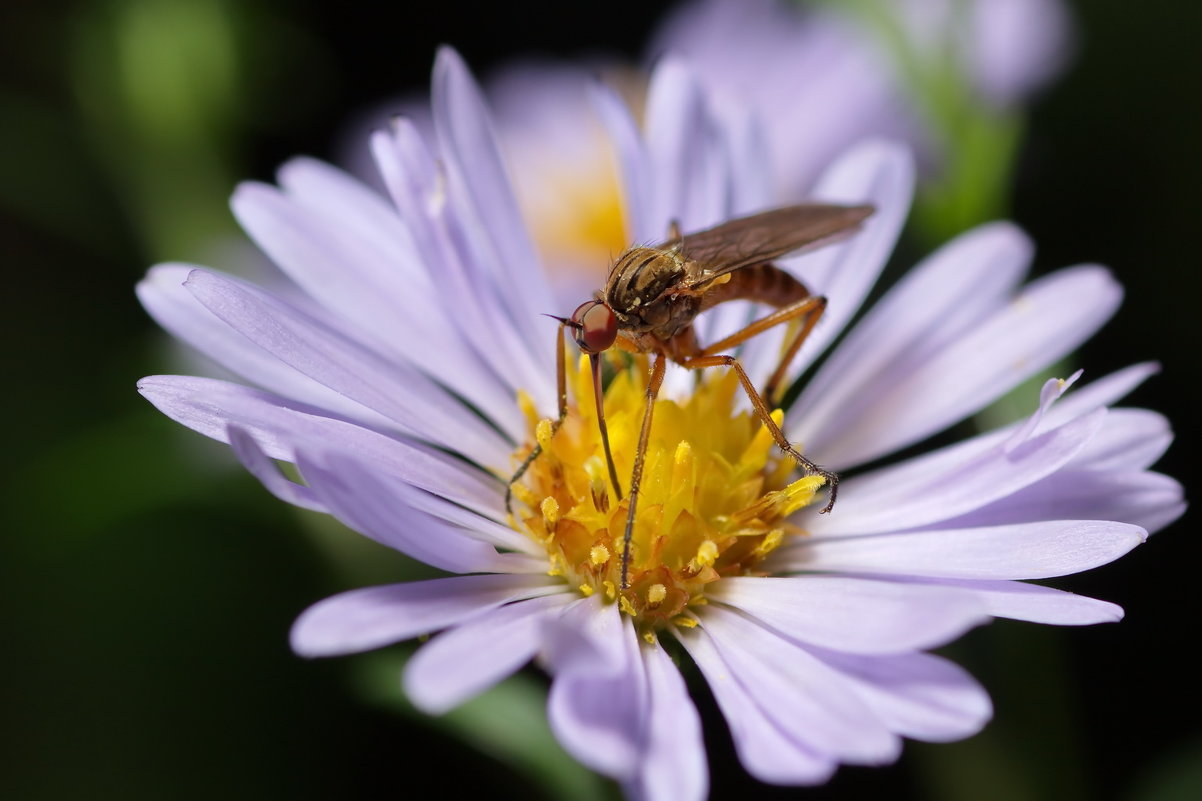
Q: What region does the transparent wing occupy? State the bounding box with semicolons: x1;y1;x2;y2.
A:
664;204;873;288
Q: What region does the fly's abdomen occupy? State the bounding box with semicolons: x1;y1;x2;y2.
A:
698;263;811;310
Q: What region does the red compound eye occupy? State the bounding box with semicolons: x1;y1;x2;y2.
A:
570;301;617;354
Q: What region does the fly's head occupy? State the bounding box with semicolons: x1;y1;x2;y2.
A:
569;300;618;355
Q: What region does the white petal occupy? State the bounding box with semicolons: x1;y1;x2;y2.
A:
643;57;730;236
882;577;1124;625
591;81;650;243
1069;408;1173;471
370;118;555;416
432;48;553;359
937;469;1184;536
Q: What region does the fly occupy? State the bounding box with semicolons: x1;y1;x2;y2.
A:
508;203;874;588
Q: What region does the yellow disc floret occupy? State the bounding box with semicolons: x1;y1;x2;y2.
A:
509;355;822;636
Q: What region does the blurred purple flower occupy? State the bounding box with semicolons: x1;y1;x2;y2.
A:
652;0;1073;196
138;49;1180;798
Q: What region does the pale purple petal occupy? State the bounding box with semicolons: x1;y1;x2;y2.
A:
182;268;511;464
227;425;325;512
792;222;1032;455
231;179;501;412
676;623;837;785
290;574;562;657
431;48;553;355
711;575;988;654
369;117;555;416
624;643;707;801
936;469;1185;536
1041;362;1160;425
137;375;504;518
1003;373;1081;450
138;264;393;426
740;141;915;388
546;598;646;779
884;576;1124;625
812;647;992;742
404;594;572;714
699;605;900;763
805;407;1107;536
966;0;1074;104
297;449;536;574
1068;408;1173;471
802;265;1123;468
815;366;1158;520
784;520;1146;580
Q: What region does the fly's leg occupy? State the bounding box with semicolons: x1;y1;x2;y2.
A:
619;352;666;588
678;350;839;515
505;321;570;515
698;295;827;407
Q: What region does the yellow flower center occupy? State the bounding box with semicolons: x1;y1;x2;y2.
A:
509;356;824;638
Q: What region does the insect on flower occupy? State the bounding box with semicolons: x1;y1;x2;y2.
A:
508;203;874;588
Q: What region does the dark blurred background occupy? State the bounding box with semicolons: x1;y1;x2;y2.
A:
2;1;1198;799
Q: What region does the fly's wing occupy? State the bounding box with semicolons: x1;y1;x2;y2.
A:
665;204;873;289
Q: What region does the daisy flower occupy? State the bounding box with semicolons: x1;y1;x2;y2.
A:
137;49;1182;798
